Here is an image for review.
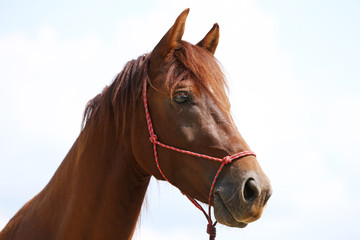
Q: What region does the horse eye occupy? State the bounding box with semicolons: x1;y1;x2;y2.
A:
174;91;189;103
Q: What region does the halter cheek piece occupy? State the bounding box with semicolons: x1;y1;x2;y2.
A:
142;68;256;240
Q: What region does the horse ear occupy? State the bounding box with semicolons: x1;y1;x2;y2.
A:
197;23;219;55
149;8;190;80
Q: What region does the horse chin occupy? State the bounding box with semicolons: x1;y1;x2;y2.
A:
213;194;248;228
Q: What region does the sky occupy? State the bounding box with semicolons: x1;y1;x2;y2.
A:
0;0;360;239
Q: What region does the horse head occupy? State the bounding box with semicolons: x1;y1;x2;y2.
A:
133;9;272;228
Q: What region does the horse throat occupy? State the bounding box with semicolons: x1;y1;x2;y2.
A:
0;121;151;240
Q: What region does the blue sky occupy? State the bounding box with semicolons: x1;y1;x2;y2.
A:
1;0;359;239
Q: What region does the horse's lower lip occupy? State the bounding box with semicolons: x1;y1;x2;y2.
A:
213;193;248;228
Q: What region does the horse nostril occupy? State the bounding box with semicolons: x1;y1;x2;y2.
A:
243;178;260;203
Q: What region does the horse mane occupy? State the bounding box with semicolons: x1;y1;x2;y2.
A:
81;41;229;138
81;54;149;137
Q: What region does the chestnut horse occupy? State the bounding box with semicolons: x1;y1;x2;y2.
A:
0;9;271;240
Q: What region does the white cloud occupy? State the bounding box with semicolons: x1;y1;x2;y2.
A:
0;216;8;232
0;26;120;142
134;227;198;240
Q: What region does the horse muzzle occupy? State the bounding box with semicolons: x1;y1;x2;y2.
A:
213;171;272;228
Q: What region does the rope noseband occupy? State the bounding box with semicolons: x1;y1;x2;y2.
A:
142;70;255;240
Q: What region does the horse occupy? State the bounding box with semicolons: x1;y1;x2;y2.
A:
0;9;272;240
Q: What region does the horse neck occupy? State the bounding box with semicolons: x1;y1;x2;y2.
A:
2;119;151;240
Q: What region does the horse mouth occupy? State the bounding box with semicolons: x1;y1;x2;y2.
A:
213;193;248;228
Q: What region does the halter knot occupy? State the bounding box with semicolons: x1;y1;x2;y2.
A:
207;223;216;239
149;134;158;143
222;156;232;164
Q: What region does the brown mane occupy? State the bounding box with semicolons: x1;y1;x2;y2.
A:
81;41;229;137
81;54;149;136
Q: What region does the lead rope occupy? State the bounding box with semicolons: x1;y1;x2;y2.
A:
142;70;255;240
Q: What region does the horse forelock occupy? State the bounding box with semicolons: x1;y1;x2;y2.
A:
164;41;230;112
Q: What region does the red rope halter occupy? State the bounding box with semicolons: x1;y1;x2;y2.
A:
142;70;256;240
